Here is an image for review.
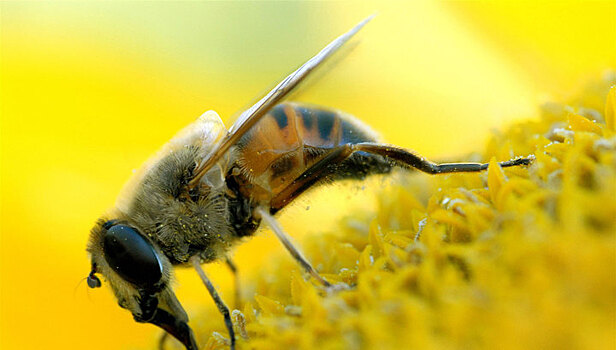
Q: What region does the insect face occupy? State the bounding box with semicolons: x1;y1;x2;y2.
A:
87;218;197;349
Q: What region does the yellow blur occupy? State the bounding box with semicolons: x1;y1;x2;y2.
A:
0;2;614;350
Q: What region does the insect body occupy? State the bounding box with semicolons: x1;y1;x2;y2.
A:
234;103;390;212
86;16;532;350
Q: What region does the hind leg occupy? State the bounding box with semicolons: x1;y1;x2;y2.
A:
271;142;533;211
351;143;533;174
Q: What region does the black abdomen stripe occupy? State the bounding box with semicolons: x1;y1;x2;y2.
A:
316;110;335;139
293;104;376;146
271;105;289;129
296;106;315;129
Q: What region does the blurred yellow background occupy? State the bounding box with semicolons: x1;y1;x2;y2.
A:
1;2;614;349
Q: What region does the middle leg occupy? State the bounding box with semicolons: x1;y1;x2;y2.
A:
254;206;332;287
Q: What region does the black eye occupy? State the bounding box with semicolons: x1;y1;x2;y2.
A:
103;224;163;287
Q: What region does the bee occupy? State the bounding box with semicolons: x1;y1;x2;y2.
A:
86;15;532;350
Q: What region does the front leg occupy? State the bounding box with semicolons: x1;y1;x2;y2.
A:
190;256;236;350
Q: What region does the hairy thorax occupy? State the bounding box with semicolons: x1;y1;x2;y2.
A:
120;146;237;264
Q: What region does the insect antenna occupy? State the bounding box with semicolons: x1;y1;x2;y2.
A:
73;277;92;301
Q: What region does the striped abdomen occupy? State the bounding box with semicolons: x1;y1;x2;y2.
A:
234;102;392;204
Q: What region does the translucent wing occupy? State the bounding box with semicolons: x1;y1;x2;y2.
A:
188;15;375;189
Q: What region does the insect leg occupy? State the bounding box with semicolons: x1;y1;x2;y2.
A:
190;256;235;350
272;146;355;211
271;143;533;211
352;143;533;174
225;257;241;310
255;207;332;287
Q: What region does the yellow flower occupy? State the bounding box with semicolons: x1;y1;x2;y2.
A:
191;77;615;350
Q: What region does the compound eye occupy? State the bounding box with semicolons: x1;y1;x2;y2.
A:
103;224;163;287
